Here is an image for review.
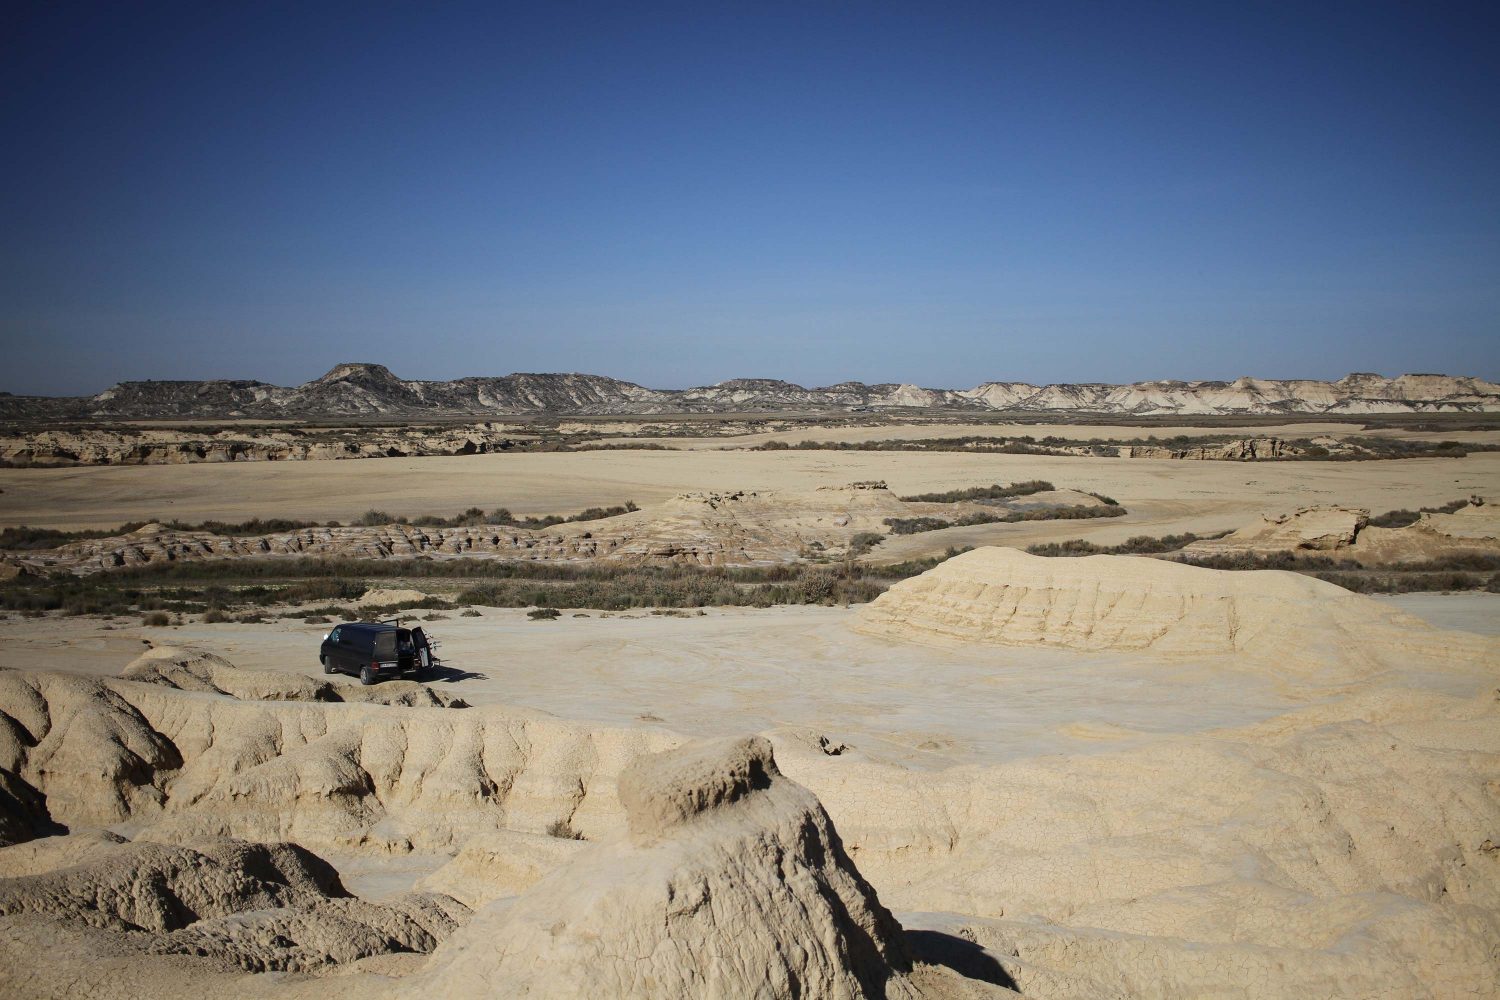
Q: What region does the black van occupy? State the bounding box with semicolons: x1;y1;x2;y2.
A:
319;621;433;685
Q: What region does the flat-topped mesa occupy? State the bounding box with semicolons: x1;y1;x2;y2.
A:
3;369;1497;419
412;735;919;999
853;547;1496;671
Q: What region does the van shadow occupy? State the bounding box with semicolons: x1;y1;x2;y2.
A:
904;929;1018;990
424;663;487;684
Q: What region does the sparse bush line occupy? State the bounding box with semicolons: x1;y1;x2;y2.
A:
884;504;1127;535
752;434;1495;460
0;549;975;615
0;501;642;550
1027;531;1229;556
899;480;1053;503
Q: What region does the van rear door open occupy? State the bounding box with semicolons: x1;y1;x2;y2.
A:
411;627;433;674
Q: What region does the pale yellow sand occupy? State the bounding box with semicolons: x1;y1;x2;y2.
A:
2;450;1496;555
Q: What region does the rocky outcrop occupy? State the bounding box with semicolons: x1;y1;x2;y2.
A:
1118;437;1295;460
1182;505;1369;553
1180;498;1500;564
4;364;1496;419
0;666;680;852
0;834;469;974
0;838;344;933
412;735;919;999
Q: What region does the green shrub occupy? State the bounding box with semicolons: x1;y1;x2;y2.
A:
528;607;562;620
142;611;170;626
1028;531;1227;556
1367;498;1471;528
900;481;1054;503
885;504;1127;535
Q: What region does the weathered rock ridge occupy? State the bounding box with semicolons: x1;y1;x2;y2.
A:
4;364;1496;419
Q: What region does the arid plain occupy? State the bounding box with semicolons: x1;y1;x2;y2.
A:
1;412;1498;999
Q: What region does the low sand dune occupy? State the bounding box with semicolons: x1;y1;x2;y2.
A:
853;547;1496;672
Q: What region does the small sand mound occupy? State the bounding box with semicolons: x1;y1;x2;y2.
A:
357;588;429;608
412;735;919;999
854;547;1494;669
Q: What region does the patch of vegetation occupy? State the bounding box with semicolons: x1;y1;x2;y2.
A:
392;502;642;531
751;434;1499;461
0;547;978;617
1366;497;1472;528
545;819;585;840
847;532;885;557
527;607;562;620
898;480;1053;503
1167;550;1500;593
0;501;644;552
884;504;1127;535
0;524;148;550
1027;530;1228;556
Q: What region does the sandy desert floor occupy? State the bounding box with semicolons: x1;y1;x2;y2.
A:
2;594;1495;768
3;448;1497;564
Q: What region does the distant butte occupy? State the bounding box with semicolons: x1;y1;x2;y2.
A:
1;363;1497;419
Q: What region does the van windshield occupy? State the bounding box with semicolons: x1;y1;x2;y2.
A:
373;632;397;658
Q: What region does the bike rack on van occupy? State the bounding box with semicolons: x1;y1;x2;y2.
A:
374;618;443;673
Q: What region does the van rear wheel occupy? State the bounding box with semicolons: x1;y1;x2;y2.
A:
359;664;376;686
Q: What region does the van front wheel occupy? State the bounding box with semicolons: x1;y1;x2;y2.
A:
322;655;334;675
360;664;376;686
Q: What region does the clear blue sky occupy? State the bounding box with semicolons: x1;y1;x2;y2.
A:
2;1;1496;396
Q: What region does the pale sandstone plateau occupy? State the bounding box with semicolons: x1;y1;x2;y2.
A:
1;382;1499;998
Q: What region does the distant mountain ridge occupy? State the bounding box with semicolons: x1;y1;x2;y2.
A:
3;363;1497;419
